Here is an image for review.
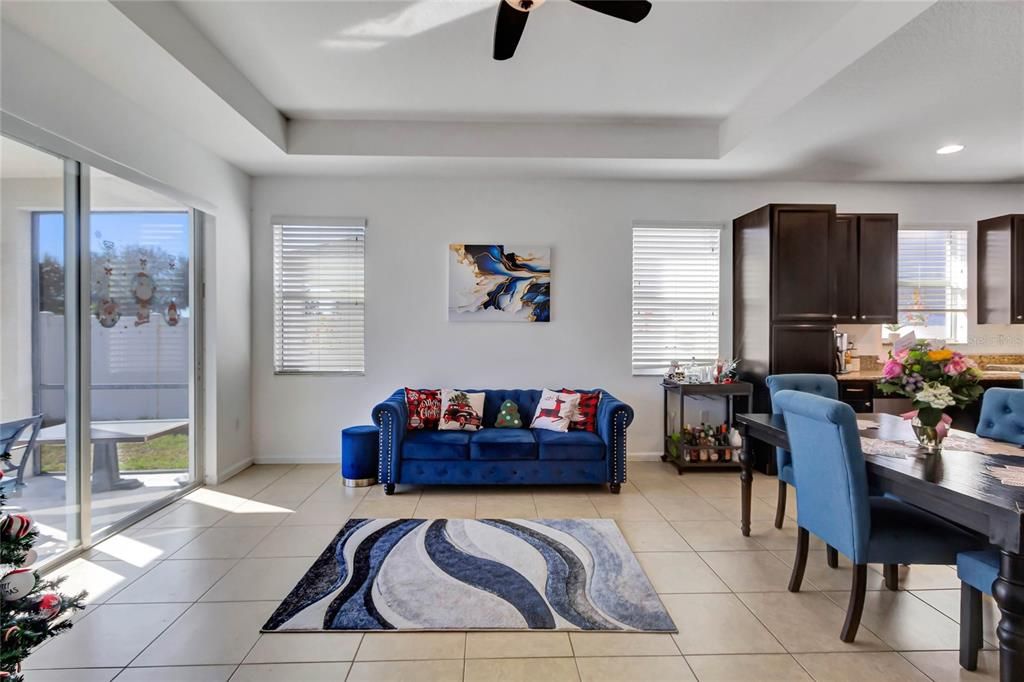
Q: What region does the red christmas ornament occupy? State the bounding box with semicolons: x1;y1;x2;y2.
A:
0;513;33;540
33;593;63;620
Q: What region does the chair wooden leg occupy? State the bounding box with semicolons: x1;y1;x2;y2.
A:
826;545;839;569
960;583;982;671
884;564;899;591
774;481;787;529
788;527;809;592
841;564;868;642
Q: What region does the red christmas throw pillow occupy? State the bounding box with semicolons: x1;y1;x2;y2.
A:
561;388;601;432
405;388;441;430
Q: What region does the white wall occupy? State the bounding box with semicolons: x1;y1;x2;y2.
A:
251;177;1023;461
1;24;253;483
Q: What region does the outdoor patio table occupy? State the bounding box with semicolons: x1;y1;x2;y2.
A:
21;419;189;492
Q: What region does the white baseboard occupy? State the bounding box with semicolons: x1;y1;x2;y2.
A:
253;454;340;465
212;456;253;484
627;451;664;461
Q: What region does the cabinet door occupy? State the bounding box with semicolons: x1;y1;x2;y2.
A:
771;205;835;322
831;215;859;322
1014;217;1024;324
770;324;836;375
839;381;874;413
857;214;898;324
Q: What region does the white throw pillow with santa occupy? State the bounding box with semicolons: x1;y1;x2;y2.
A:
530;389;581;432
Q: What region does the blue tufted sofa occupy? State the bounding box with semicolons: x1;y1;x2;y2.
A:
976;387;1024;446
372;389;634;494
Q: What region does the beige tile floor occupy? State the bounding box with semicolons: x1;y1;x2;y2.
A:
26;461;1002;681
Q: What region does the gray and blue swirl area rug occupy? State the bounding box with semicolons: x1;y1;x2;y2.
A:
262;518;676;633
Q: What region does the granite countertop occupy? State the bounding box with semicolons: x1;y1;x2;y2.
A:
837;369;1023;382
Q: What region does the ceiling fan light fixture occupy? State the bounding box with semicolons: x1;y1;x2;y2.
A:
505;0;545;12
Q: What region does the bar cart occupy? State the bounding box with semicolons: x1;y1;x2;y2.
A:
661;379;753;474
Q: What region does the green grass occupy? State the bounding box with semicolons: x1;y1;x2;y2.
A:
40;433;189;473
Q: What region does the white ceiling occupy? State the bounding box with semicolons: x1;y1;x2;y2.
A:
175;0;855;120
2;0;1022;182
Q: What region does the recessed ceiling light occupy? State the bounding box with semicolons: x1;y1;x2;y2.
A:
936;144;965;155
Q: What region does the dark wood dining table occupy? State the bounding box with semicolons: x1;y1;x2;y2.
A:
735;411;1024;682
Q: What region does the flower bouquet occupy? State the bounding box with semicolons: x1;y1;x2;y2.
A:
875;342;984;453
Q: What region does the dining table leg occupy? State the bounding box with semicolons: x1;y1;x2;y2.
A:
739;422;753;537
994;550;1024;682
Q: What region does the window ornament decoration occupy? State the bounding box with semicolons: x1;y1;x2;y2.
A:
131;257;155;327
165;258;180;326
95;239;120;328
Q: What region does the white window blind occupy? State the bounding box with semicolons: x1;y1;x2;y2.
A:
893;228;969;343
273;219;365;374
632;222;721;376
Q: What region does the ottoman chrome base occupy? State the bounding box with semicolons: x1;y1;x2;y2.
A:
343;476;377;488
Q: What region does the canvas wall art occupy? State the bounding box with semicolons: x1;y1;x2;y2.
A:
448;244;551;322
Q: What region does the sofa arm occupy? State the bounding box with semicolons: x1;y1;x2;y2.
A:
597;392;634;485
372;390;408;485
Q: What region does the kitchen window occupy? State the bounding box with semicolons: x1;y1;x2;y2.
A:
273;218;366;374
631;222;722;375
889;227;969;344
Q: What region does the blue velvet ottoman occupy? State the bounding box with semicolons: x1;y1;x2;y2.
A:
341;425;379;487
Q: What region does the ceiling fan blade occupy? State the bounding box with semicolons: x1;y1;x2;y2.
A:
569;0;652;23
493;1;529;60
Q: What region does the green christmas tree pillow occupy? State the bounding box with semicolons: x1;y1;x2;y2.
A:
494;400;523;428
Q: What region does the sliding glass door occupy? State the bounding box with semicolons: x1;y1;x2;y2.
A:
0;134;202;565
1;137;79;563
87;169;198;535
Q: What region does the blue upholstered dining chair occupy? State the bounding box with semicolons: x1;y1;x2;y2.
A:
766;375;843;569
976;387;1024;446
774;390;986;642
957;550;1000;671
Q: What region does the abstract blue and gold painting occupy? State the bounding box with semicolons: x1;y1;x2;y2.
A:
448;244;550;322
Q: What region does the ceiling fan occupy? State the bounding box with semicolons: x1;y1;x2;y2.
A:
494;0;652;60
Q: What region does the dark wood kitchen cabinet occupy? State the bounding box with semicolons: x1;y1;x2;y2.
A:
734;203;898;470
855;214;899;324
770;324;836;376
831;213;898;324
770;204;836;322
830;215;860;320
978;214;1024;325
839;380;875;413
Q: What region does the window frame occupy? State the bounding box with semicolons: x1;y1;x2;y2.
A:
272;215;367;376
890;224;970;345
631;220;724;377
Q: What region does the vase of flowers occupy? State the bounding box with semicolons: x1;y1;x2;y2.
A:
875;342;983;453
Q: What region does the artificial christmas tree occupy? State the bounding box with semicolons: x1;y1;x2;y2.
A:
1;449;85;681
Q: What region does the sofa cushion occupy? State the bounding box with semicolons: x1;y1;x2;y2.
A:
561;388;601;432
530;389;580;432
471;429;538;460
482;390;542;426
404;388;441;431
439;389;485;432
535;429;605;461
402;430;471;461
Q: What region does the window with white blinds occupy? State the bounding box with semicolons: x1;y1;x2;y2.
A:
632;222;721;376
273;219;365;374
892;228;969;343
